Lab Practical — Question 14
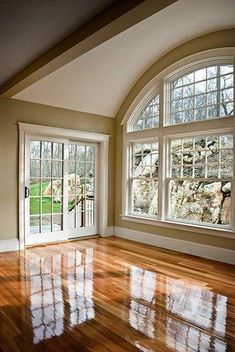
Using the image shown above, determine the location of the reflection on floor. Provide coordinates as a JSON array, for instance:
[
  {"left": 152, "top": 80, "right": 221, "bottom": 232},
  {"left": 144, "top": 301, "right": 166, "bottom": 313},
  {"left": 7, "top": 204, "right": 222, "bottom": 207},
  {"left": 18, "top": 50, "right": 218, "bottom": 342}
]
[
  {"left": 0, "top": 237, "right": 234, "bottom": 351},
  {"left": 129, "top": 266, "right": 156, "bottom": 339},
  {"left": 67, "top": 249, "right": 94, "bottom": 328},
  {"left": 29, "top": 248, "right": 94, "bottom": 344},
  {"left": 30, "top": 254, "right": 64, "bottom": 343}
]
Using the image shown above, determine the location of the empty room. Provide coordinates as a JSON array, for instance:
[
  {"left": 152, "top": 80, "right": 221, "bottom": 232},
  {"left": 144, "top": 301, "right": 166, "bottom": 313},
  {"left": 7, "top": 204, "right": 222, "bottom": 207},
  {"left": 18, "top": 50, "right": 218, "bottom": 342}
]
[{"left": 0, "top": 0, "right": 235, "bottom": 351}]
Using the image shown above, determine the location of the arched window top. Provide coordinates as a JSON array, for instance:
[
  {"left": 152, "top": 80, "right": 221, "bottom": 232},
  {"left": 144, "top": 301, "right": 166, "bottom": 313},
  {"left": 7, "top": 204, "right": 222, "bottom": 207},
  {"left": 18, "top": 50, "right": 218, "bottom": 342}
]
[
  {"left": 122, "top": 48, "right": 235, "bottom": 234},
  {"left": 130, "top": 94, "right": 160, "bottom": 132},
  {"left": 124, "top": 50, "right": 235, "bottom": 131},
  {"left": 170, "top": 63, "right": 234, "bottom": 125}
]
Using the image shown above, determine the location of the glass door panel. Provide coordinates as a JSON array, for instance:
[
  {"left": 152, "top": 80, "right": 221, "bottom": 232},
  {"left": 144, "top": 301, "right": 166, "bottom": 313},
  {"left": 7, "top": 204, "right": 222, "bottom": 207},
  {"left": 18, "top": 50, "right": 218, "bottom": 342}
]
[
  {"left": 25, "top": 138, "right": 98, "bottom": 245},
  {"left": 26, "top": 139, "right": 65, "bottom": 245},
  {"left": 68, "top": 142, "right": 97, "bottom": 237}
]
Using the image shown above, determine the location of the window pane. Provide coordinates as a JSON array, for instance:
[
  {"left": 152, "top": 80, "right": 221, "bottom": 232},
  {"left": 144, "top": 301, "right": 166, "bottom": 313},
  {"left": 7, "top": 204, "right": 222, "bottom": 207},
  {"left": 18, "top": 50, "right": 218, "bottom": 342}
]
[
  {"left": 42, "top": 179, "right": 51, "bottom": 196},
  {"left": 170, "top": 64, "right": 234, "bottom": 125},
  {"left": 132, "top": 95, "right": 159, "bottom": 131},
  {"left": 169, "top": 134, "right": 233, "bottom": 179},
  {"left": 30, "top": 160, "right": 40, "bottom": 177},
  {"left": 42, "top": 160, "right": 51, "bottom": 177},
  {"left": 86, "top": 146, "right": 95, "bottom": 162},
  {"left": 30, "top": 197, "right": 40, "bottom": 215},
  {"left": 132, "top": 142, "right": 158, "bottom": 178},
  {"left": 76, "top": 162, "right": 85, "bottom": 178},
  {"left": 169, "top": 180, "right": 231, "bottom": 226},
  {"left": 30, "top": 216, "right": 40, "bottom": 234},
  {"left": 53, "top": 215, "right": 62, "bottom": 231},
  {"left": 133, "top": 179, "right": 158, "bottom": 216},
  {"left": 42, "top": 142, "right": 52, "bottom": 159},
  {"left": 168, "top": 133, "right": 233, "bottom": 227},
  {"left": 220, "top": 134, "right": 233, "bottom": 148},
  {"left": 30, "top": 141, "right": 41, "bottom": 159},
  {"left": 53, "top": 143, "right": 63, "bottom": 160},
  {"left": 30, "top": 179, "right": 41, "bottom": 196},
  {"left": 207, "top": 165, "right": 219, "bottom": 178},
  {"left": 77, "top": 145, "right": 86, "bottom": 161},
  {"left": 69, "top": 161, "right": 76, "bottom": 175},
  {"left": 42, "top": 215, "right": 52, "bottom": 232},
  {"left": 69, "top": 144, "right": 76, "bottom": 160},
  {"left": 53, "top": 198, "right": 62, "bottom": 213},
  {"left": 42, "top": 197, "right": 52, "bottom": 214},
  {"left": 51, "top": 179, "right": 63, "bottom": 199},
  {"left": 53, "top": 161, "right": 62, "bottom": 178},
  {"left": 131, "top": 141, "right": 159, "bottom": 216}
]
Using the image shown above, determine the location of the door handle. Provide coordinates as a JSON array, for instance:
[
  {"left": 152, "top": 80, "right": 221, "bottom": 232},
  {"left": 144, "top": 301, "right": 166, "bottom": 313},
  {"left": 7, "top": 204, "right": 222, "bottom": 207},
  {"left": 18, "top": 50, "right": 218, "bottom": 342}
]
[{"left": 25, "top": 186, "right": 30, "bottom": 199}]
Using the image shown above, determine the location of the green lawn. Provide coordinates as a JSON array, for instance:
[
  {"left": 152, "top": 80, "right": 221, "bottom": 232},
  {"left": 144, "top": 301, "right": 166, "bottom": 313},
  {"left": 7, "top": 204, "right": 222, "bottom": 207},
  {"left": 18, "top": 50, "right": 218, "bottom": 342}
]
[{"left": 30, "top": 181, "right": 65, "bottom": 215}]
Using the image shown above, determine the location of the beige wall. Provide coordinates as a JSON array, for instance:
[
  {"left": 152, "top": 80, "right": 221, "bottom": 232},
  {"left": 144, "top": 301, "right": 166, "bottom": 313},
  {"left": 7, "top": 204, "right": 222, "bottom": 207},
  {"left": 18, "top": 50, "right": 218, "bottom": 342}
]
[
  {"left": 114, "top": 28, "right": 235, "bottom": 250},
  {"left": 1, "top": 29, "right": 235, "bottom": 250},
  {"left": 0, "top": 97, "right": 115, "bottom": 241}
]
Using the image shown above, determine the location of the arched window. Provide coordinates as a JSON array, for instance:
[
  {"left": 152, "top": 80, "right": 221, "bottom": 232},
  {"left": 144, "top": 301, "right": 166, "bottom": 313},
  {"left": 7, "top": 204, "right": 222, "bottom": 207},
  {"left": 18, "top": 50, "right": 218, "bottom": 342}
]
[
  {"left": 122, "top": 50, "right": 235, "bottom": 234},
  {"left": 131, "top": 95, "right": 160, "bottom": 131},
  {"left": 170, "top": 64, "right": 233, "bottom": 125}
]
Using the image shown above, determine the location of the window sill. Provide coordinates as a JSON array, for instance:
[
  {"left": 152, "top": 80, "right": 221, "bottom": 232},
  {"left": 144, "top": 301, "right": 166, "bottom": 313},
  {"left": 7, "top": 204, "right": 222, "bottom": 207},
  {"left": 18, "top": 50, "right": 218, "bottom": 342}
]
[{"left": 121, "top": 214, "right": 235, "bottom": 239}]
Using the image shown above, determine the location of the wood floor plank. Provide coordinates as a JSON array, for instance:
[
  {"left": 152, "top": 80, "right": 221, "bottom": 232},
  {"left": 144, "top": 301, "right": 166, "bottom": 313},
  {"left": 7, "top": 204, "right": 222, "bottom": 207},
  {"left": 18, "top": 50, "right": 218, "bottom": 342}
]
[{"left": 0, "top": 237, "right": 234, "bottom": 351}]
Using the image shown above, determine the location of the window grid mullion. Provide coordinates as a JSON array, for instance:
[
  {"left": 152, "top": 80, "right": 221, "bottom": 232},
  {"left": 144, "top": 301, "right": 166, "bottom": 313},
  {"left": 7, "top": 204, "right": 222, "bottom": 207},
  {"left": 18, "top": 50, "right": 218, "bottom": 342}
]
[
  {"left": 158, "top": 79, "right": 164, "bottom": 220},
  {"left": 125, "top": 59, "right": 234, "bottom": 232},
  {"left": 216, "top": 65, "right": 221, "bottom": 118}
]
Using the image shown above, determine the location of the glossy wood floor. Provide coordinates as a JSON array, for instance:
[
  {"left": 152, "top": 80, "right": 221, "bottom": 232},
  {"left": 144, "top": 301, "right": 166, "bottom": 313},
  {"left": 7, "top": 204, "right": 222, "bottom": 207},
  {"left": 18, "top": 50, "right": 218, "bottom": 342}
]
[{"left": 0, "top": 237, "right": 234, "bottom": 352}]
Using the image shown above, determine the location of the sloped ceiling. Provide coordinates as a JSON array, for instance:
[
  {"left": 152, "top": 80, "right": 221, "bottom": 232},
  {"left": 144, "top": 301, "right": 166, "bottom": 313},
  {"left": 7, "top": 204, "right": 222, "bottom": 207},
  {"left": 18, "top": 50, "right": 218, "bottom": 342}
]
[
  {"left": 14, "top": 0, "right": 235, "bottom": 117},
  {"left": 0, "top": 0, "right": 117, "bottom": 85}
]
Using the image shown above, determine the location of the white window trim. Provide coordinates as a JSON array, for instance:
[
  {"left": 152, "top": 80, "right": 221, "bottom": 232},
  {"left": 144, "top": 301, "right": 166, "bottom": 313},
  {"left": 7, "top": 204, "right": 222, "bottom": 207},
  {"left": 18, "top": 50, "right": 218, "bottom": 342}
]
[
  {"left": 128, "top": 139, "right": 159, "bottom": 218},
  {"left": 121, "top": 47, "right": 235, "bottom": 127},
  {"left": 19, "top": 123, "right": 110, "bottom": 250},
  {"left": 128, "top": 85, "right": 159, "bottom": 132},
  {"left": 122, "top": 48, "right": 235, "bottom": 239}
]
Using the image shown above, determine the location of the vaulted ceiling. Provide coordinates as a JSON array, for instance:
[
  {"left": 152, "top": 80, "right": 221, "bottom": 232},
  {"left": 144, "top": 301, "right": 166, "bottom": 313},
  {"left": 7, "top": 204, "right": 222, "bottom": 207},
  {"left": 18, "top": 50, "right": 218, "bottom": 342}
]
[
  {"left": 1, "top": 0, "right": 235, "bottom": 117},
  {"left": 0, "top": 0, "right": 118, "bottom": 85}
]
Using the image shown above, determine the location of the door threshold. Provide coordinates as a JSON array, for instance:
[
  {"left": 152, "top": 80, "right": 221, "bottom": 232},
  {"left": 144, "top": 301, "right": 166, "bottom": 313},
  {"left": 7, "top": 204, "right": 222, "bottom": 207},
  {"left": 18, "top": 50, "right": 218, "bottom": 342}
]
[
  {"left": 26, "top": 234, "right": 100, "bottom": 248},
  {"left": 68, "top": 234, "right": 100, "bottom": 242}
]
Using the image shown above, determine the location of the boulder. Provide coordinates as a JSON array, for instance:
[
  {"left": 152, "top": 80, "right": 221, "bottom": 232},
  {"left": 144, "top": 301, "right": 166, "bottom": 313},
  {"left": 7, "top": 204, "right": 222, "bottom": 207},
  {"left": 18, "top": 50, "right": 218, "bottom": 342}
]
[
  {"left": 221, "top": 197, "right": 231, "bottom": 224},
  {"left": 43, "top": 174, "right": 81, "bottom": 202}
]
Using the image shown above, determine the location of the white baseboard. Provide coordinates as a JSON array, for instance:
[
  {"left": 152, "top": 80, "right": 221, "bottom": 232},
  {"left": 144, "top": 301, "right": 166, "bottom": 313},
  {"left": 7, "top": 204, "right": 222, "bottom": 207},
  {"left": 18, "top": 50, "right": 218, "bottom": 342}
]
[
  {"left": 0, "top": 239, "right": 19, "bottom": 253},
  {"left": 100, "top": 226, "right": 114, "bottom": 237},
  {"left": 114, "top": 226, "right": 235, "bottom": 265}
]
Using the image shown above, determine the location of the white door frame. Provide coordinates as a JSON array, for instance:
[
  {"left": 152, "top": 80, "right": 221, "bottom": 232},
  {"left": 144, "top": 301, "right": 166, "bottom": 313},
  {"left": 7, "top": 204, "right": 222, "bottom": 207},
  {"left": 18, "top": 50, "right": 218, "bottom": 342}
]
[
  {"left": 67, "top": 140, "right": 99, "bottom": 238},
  {"left": 25, "top": 134, "right": 69, "bottom": 246},
  {"left": 19, "top": 123, "right": 110, "bottom": 250}
]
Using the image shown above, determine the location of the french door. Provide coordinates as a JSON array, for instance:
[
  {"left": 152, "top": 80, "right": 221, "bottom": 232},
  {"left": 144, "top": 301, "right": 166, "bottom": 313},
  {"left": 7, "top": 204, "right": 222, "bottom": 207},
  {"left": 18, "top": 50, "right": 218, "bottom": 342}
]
[
  {"left": 25, "top": 136, "right": 98, "bottom": 245},
  {"left": 67, "top": 142, "right": 97, "bottom": 238}
]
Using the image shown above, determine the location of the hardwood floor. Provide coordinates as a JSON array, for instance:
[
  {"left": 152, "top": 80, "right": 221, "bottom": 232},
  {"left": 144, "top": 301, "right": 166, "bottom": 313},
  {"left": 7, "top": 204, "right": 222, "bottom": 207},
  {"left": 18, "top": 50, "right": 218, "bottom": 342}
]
[{"left": 0, "top": 237, "right": 234, "bottom": 352}]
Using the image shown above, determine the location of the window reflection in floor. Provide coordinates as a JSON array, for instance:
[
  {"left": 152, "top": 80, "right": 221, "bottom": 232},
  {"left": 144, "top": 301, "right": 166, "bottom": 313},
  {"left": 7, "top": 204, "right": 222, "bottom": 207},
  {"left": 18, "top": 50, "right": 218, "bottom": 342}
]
[
  {"left": 166, "top": 278, "right": 227, "bottom": 335},
  {"left": 128, "top": 266, "right": 228, "bottom": 351},
  {"left": 28, "top": 248, "right": 94, "bottom": 344},
  {"left": 166, "top": 278, "right": 227, "bottom": 351},
  {"left": 67, "top": 248, "right": 94, "bottom": 327},
  {"left": 29, "top": 255, "right": 64, "bottom": 344},
  {"left": 129, "top": 265, "right": 156, "bottom": 338},
  {"left": 166, "top": 317, "right": 227, "bottom": 352},
  {"left": 134, "top": 341, "right": 155, "bottom": 352}
]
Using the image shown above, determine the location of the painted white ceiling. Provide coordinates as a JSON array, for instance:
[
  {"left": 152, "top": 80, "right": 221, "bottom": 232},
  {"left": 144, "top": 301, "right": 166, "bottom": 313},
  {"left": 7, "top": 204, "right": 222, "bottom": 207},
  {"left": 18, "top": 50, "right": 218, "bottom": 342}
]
[
  {"left": 14, "top": 0, "right": 235, "bottom": 117},
  {"left": 0, "top": 0, "right": 116, "bottom": 85}
]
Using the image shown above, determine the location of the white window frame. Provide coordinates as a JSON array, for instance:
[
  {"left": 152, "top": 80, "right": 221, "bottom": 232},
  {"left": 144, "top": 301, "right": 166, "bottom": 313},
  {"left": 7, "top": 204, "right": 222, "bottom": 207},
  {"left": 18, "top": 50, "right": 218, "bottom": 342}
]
[
  {"left": 128, "top": 138, "right": 159, "bottom": 219},
  {"left": 122, "top": 48, "right": 235, "bottom": 238},
  {"left": 129, "top": 85, "right": 160, "bottom": 132},
  {"left": 164, "top": 130, "right": 234, "bottom": 230},
  {"left": 19, "top": 123, "right": 110, "bottom": 249}
]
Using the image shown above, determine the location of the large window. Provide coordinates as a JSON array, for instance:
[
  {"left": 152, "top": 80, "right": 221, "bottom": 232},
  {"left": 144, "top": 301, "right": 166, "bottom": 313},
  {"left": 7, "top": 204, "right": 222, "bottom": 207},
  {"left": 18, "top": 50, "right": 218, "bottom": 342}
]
[
  {"left": 168, "top": 133, "right": 232, "bottom": 225},
  {"left": 131, "top": 141, "right": 159, "bottom": 216},
  {"left": 170, "top": 64, "right": 233, "bottom": 124},
  {"left": 123, "top": 52, "right": 235, "bottom": 233},
  {"left": 131, "top": 94, "right": 160, "bottom": 131}
]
